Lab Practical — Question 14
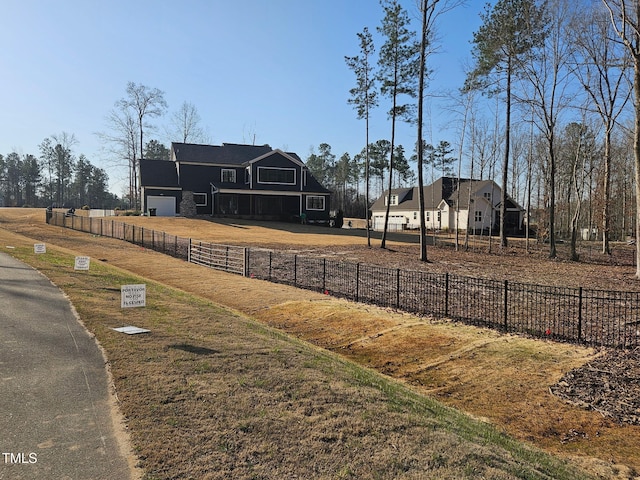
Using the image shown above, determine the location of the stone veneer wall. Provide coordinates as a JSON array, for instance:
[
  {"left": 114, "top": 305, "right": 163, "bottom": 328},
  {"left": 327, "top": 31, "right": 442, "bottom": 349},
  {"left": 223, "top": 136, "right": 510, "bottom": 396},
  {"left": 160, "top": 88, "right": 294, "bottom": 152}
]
[{"left": 179, "top": 191, "right": 198, "bottom": 217}]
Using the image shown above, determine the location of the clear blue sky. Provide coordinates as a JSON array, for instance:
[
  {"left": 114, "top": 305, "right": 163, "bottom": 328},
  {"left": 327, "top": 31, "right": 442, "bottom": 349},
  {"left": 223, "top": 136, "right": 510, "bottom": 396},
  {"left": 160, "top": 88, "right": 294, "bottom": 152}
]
[{"left": 1, "top": 0, "right": 484, "bottom": 194}]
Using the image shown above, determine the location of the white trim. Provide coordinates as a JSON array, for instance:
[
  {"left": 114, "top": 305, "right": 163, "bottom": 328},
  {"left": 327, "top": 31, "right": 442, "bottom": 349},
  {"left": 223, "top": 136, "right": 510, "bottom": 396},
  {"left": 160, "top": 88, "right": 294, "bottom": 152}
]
[
  {"left": 257, "top": 166, "right": 296, "bottom": 185},
  {"left": 218, "top": 188, "right": 328, "bottom": 197},
  {"left": 248, "top": 149, "right": 305, "bottom": 168},
  {"left": 306, "top": 195, "right": 325, "bottom": 211},
  {"left": 221, "top": 168, "right": 236, "bottom": 183},
  {"left": 193, "top": 192, "right": 208, "bottom": 206}
]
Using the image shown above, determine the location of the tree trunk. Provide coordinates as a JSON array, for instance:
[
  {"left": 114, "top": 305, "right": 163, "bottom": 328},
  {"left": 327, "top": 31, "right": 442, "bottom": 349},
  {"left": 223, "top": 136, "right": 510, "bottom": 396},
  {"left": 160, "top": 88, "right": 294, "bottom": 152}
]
[
  {"left": 602, "top": 125, "right": 612, "bottom": 254},
  {"left": 417, "top": 0, "right": 428, "bottom": 261},
  {"left": 500, "top": 62, "right": 511, "bottom": 249},
  {"left": 634, "top": 59, "right": 640, "bottom": 278}
]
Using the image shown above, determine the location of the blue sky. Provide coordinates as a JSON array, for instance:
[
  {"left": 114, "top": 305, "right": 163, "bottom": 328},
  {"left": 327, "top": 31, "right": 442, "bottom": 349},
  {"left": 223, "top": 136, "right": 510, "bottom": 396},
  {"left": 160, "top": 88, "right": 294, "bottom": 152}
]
[{"left": 1, "top": 0, "right": 484, "bottom": 194}]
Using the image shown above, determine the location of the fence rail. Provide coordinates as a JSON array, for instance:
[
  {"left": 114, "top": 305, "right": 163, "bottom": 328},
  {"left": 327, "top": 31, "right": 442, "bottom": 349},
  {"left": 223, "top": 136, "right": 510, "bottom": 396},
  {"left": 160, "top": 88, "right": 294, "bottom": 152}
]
[
  {"left": 47, "top": 211, "right": 640, "bottom": 349},
  {"left": 189, "top": 240, "right": 246, "bottom": 276}
]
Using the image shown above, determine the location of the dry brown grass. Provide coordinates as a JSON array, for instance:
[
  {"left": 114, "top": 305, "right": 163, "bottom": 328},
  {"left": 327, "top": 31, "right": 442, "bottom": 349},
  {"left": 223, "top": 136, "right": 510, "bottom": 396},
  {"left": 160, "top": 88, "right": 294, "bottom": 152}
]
[{"left": 2, "top": 208, "right": 640, "bottom": 479}]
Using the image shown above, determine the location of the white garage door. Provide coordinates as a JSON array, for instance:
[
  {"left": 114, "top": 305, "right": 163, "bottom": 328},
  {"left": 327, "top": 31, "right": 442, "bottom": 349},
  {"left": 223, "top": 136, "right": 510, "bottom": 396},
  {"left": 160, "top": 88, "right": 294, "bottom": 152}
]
[{"left": 147, "top": 196, "right": 176, "bottom": 216}]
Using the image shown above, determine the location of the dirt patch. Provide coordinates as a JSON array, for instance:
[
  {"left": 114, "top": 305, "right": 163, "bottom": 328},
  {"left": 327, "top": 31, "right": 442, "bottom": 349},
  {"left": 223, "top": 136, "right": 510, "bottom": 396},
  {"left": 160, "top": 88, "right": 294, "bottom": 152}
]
[{"left": 3, "top": 208, "right": 640, "bottom": 478}]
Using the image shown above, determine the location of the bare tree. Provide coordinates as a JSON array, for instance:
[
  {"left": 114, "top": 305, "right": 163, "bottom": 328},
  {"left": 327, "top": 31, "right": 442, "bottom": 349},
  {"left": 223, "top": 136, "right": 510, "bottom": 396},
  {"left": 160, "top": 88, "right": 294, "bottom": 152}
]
[
  {"left": 116, "top": 82, "right": 167, "bottom": 209},
  {"left": 170, "top": 101, "right": 209, "bottom": 144},
  {"left": 571, "top": 3, "right": 632, "bottom": 254},
  {"left": 602, "top": 0, "right": 640, "bottom": 276},
  {"left": 97, "top": 104, "right": 138, "bottom": 208},
  {"left": 518, "top": 0, "right": 576, "bottom": 258}
]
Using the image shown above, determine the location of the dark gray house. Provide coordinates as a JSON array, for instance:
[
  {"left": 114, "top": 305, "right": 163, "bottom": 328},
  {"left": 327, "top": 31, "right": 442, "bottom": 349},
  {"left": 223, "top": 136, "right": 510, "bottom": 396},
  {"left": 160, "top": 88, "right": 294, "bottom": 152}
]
[{"left": 140, "top": 142, "right": 331, "bottom": 222}]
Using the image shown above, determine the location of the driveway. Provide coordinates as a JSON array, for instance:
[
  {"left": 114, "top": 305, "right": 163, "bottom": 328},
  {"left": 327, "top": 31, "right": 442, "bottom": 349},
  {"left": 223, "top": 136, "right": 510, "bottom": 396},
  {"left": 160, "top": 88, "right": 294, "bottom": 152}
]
[{"left": 0, "top": 252, "right": 136, "bottom": 479}]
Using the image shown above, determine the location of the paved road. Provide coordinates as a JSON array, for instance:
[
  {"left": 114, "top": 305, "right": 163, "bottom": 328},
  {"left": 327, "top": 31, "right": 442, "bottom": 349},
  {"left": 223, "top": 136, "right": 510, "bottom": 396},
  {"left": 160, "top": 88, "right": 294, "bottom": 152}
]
[{"left": 0, "top": 252, "right": 135, "bottom": 480}]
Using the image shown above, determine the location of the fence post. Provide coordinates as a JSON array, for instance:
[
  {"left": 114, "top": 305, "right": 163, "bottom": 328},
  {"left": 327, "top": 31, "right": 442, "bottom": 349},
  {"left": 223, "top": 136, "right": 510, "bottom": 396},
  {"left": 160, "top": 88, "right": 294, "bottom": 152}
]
[
  {"left": 504, "top": 280, "right": 509, "bottom": 332},
  {"left": 294, "top": 254, "right": 297, "bottom": 285},
  {"left": 445, "top": 273, "right": 449, "bottom": 317},
  {"left": 356, "top": 263, "right": 360, "bottom": 302},
  {"left": 577, "top": 287, "right": 583, "bottom": 343},
  {"left": 188, "top": 238, "right": 192, "bottom": 263},
  {"left": 396, "top": 268, "right": 401, "bottom": 308},
  {"left": 269, "top": 251, "right": 272, "bottom": 281},
  {"left": 244, "top": 248, "right": 249, "bottom": 277},
  {"left": 323, "top": 258, "right": 326, "bottom": 292}
]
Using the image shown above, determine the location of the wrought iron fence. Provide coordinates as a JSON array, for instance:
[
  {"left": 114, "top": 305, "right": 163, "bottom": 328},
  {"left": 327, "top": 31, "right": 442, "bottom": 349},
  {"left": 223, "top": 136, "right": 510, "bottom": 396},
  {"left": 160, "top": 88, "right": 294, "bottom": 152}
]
[
  {"left": 47, "top": 211, "right": 640, "bottom": 349},
  {"left": 246, "top": 251, "right": 640, "bottom": 349}
]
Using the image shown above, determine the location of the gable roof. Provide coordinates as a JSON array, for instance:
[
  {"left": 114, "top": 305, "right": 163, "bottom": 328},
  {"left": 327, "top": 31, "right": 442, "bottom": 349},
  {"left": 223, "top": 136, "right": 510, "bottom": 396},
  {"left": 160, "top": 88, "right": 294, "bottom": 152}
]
[
  {"left": 171, "top": 142, "right": 273, "bottom": 165},
  {"left": 247, "top": 149, "right": 305, "bottom": 168},
  {"left": 371, "top": 177, "right": 522, "bottom": 212},
  {"left": 140, "top": 159, "right": 179, "bottom": 187},
  {"left": 371, "top": 177, "right": 469, "bottom": 211}
]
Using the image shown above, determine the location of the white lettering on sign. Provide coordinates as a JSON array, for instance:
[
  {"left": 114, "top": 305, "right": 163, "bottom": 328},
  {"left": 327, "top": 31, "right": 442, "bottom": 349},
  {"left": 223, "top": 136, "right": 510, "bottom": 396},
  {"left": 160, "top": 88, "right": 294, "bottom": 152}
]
[
  {"left": 74, "top": 256, "right": 90, "bottom": 271},
  {"left": 121, "top": 284, "right": 146, "bottom": 308},
  {"left": 2, "top": 452, "right": 37, "bottom": 464},
  {"left": 34, "top": 243, "right": 46, "bottom": 254}
]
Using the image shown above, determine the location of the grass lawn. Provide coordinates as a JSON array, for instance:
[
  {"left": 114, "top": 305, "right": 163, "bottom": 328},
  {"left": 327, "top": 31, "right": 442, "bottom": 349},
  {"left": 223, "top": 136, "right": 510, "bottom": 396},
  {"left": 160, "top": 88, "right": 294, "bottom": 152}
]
[{"left": 2, "top": 208, "right": 638, "bottom": 478}]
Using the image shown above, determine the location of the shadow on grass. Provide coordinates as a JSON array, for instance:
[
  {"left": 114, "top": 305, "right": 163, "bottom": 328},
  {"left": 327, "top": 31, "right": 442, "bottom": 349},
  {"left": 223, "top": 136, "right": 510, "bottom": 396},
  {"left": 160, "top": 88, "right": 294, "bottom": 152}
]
[{"left": 169, "top": 343, "right": 218, "bottom": 356}]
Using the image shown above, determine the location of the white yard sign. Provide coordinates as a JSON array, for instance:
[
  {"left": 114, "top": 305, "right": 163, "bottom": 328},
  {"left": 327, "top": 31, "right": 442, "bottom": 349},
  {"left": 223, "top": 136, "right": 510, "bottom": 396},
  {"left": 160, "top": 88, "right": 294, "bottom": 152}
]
[
  {"left": 121, "top": 284, "right": 146, "bottom": 308},
  {"left": 74, "top": 256, "right": 90, "bottom": 271},
  {"left": 34, "top": 243, "right": 46, "bottom": 254}
]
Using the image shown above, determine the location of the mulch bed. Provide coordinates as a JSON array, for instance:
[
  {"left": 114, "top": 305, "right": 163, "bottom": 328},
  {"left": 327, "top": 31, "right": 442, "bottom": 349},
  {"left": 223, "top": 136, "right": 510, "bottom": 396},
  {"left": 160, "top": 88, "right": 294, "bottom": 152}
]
[{"left": 551, "top": 347, "right": 640, "bottom": 426}]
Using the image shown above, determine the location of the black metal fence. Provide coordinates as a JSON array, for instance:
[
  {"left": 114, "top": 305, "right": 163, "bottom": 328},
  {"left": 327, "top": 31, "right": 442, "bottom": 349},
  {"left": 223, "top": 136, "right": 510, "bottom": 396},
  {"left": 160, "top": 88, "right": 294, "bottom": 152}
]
[
  {"left": 47, "top": 211, "right": 640, "bottom": 349},
  {"left": 245, "top": 249, "right": 640, "bottom": 349}
]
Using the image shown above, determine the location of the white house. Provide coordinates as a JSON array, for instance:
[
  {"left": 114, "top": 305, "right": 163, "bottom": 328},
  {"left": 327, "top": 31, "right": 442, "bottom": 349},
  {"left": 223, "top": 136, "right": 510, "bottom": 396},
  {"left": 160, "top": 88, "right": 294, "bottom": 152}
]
[{"left": 370, "top": 177, "right": 524, "bottom": 234}]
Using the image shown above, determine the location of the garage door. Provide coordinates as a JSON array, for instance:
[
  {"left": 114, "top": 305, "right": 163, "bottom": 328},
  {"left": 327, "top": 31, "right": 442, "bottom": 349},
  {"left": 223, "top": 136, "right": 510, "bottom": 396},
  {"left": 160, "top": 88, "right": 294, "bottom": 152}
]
[{"left": 147, "top": 196, "right": 176, "bottom": 216}]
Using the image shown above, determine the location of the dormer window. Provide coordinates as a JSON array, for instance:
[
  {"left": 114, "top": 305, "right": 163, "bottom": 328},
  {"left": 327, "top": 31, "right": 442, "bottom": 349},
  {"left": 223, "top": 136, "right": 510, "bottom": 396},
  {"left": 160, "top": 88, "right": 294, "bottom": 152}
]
[{"left": 385, "top": 194, "right": 399, "bottom": 206}]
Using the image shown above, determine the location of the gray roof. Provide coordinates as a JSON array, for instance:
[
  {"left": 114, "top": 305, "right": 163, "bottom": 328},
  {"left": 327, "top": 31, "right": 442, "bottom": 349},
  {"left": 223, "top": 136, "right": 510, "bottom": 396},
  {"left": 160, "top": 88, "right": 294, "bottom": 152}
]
[
  {"left": 371, "top": 177, "right": 519, "bottom": 212},
  {"left": 171, "top": 142, "right": 273, "bottom": 165},
  {"left": 140, "top": 159, "right": 179, "bottom": 187},
  {"left": 371, "top": 177, "right": 471, "bottom": 211}
]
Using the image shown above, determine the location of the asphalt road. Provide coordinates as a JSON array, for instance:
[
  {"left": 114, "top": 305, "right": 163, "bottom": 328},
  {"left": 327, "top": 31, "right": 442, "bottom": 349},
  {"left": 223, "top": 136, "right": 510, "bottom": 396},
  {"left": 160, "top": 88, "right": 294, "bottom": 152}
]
[{"left": 0, "top": 252, "right": 134, "bottom": 480}]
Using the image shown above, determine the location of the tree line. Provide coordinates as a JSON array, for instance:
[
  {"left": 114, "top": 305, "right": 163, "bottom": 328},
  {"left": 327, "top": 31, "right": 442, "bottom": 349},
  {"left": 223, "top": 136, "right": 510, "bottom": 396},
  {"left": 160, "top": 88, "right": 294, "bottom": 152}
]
[{"left": 0, "top": 132, "right": 117, "bottom": 209}]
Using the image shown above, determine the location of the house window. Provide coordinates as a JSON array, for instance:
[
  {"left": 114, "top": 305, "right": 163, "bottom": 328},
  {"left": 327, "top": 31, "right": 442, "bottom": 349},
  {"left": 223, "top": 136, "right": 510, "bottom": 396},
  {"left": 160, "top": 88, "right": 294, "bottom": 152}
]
[
  {"left": 245, "top": 167, "right": 250, "bottom": 184},
  {"left": 426, "top": 212, "right": 430, "bottom": 222},
  {"left": 475, "top": 210, "right": 482, "bottom": 222},
  {"left": 413, "top": 212, "right": 417, "bottom": 220},
  {"left": 257, "top": 167, "right": 296, "bottom": 185},
  {"left": 221, "top": 168, "right": 236, "bottom": 183},
  {"left": 385, "top": 194, "right": 399, "bottom": 206},
  {"left": 437, "top": 211, "right": 441, "bottom": 222},
  {"left": 306, "top": 196, "right": 325, "bottom": 211},
  {"left": 484, "top": 192, "right": 491, "bottom": 200},
  {"left": 193, "top": 193, "right": 207, "bottom": 206}
]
